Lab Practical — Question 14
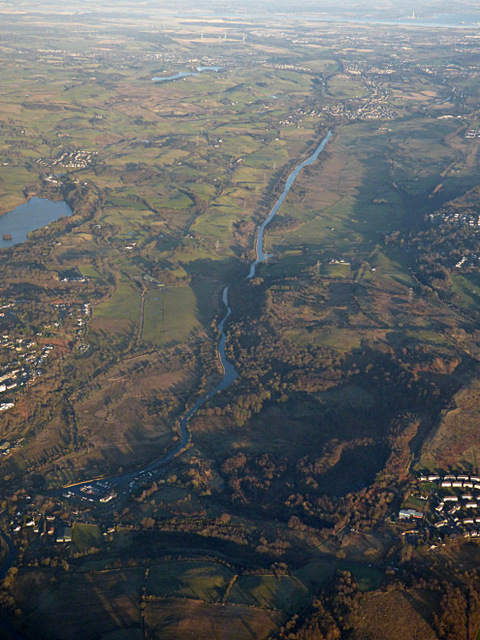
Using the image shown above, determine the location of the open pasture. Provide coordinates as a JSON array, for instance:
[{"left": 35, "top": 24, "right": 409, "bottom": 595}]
[
  {"left": 327, "top": 74, "right": 369, "bottom": 99},
  {"left": 94, "top": 279, "right": 141, "bottom": 325},
  {"left": 72, "top": 523, "right": 102, "bottom": 554},
  {"left": 145, "top": 598, "right": 282, "bottom": 640},
  {"left": 12, "top": 567, "right": 144, "bottom": 640},
  {"left": 141, "top": 286, "right": 202, "bottom": 346},
  {"left": 227, "top": 574, "right": 309, "bottom": 613},
  {"left": 147, "top": 560, "right": 233, "bottom": 601}
]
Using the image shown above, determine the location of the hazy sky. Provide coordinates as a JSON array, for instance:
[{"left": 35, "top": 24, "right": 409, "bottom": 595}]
[{"left": 3, "top": 0, "right": 480, "bottom": 23}]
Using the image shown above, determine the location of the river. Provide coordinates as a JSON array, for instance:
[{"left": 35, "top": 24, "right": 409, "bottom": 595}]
[
  {"left": 58, "top": 131, "right": 332, "bottom": 494},
  {"left": 126, "top": 130, "right": 332, "bottom": 479},
  {"left": 138, "top": 286, "right": 238, "bottom": 474},
  {"left": 150, "top": 130, "right": 332, "bottom": 467},
  {"left": 248, "top": 130, "right": 332, "bottom": 279},
  {"left": 0, "top": 133, "right": 334, "bottom": 632}
]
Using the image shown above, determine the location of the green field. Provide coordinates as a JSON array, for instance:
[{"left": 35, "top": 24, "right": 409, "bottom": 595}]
[
  {"left": 328, "top": 74, "right": 369, "bottom": 98},
  {"left": 338, "top": 562, "right": 383, "bottom": 592},
  {"left": 79, "top": 264, "right": 104, "bottom": 279},
  {"left": 94, "top": 280, "right": 141, "bottom": 324},
  {"left": 141, "top": 286, "right": 202, "bottom": 345},
  {"left": 147, "top": 561, "right": 233, "bottom": 601},
  {"left": 72, "top": 523, "right": 102, "bottom": 553},
  {"left": 144, "top": 599, "right": 282, "bottom": 640},
  {"left": 14, "top": 568, "right": 144, "bottom": 640},
  {"left": 227, "top": 575, "right": 309, "bottom": 613}
]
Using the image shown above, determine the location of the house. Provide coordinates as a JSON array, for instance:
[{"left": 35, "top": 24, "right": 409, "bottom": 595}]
[
  {"left": 399, "top": 509, "right": 423, "bottom": 520},
  {"left": 99, "top": 493, "right": 116, "bottom": 503},
  {"left": 56, "top": 525, "right": 72, "bottom": 543}
]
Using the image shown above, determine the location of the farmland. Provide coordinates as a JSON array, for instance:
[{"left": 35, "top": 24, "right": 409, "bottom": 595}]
[{"left": 2, "top": 2, "right": 480, "bottom": 639}]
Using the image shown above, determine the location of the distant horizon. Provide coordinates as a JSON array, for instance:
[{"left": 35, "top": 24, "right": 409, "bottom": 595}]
[
  {"left": 1, "top": 0, "right": 480, "bottom": 30},
  {"left": 2, "top": 0, "right": 480, "bottom": 20}
]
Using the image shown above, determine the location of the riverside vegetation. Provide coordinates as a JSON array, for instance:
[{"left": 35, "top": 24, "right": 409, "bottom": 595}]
[{"left": 1, "top": 3, "right": 480, "bottom": 639}]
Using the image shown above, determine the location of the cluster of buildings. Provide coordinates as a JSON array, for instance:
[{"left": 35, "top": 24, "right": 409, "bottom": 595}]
[
  {"left": 297, "top": 107, "right": 322, "bottom": 119},
  {"left": 63, "top": 480, "right": 117, "bottom": 505},
  {"left": 400, "top": 473, "right": 480, "bottom": 541},
  {"left": 0, "top": 334, "right": 57, "bottom": 413},
  {"left": 355, "top": 101, "right": 396, "bottom": 120},
  {"left": 429, "top": 208, "right": 480, "bottom": 229},
  {"left": 267, "top": 63, "right": 312, "bottom": 74},
  {"left": 465, "top": 129, "right": 480, "bottom": 139},
  {"left": 11, "top": 510, "right": 72, "bottom": 544},
  {"left": 37, "top": 149, "right": 97, "bottom": 170},
  {"left": 9, "top": 493, "right": 115, "bottom": 545},
  {"left": 50, "top": 300, "right": 90, "bottom": 340},
  {"left": 430, "top": 473, "right": 480, "bottom": 537},
  {"left": 341, "top": 60, "right": 398, "bottom": 76},
  {"left": 321, "top": 97, "right": 395, "bottom": 122},
  {"left": 10, "top": 500, "right": 71, "bottom": 541},
  {"left": 0, "top": 440, "right": 20, "bottom": 455},
  {"left": 453, "top": 255, "right": 480, "bottom": 270},
  {"left": 66, "top": 482, "right": 117, "bottom": 505},
  {"left": 0, "top": 297, "right": 91, "bottom": 416}
]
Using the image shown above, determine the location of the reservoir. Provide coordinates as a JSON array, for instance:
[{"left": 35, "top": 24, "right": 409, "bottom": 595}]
[
  {"left": 0, "top": 197, "right": 73, "bottom": 249},
  {"left": 152, "top": 66, "right": 223, "bottom": 83},
  {"left": 152, "top": 71, "right": 198, "bottom": 83}
]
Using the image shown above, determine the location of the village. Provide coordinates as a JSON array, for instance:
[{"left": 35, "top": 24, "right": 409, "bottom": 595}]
[{"left": 36, "top": 149, "right": 97, "bottom": 170}]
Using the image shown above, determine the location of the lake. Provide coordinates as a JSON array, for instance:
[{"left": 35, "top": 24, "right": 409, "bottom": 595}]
[
  {"left": 152, "top": 66, "right": 223, "bottom": 83},
  {"left": 0, "top": 197, "right": 73, "bottom": 249}
]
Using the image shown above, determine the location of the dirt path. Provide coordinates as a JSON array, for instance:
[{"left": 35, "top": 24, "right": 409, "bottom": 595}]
[{"left": 138, "top": 286, "right": 146, "bottom": 340}]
